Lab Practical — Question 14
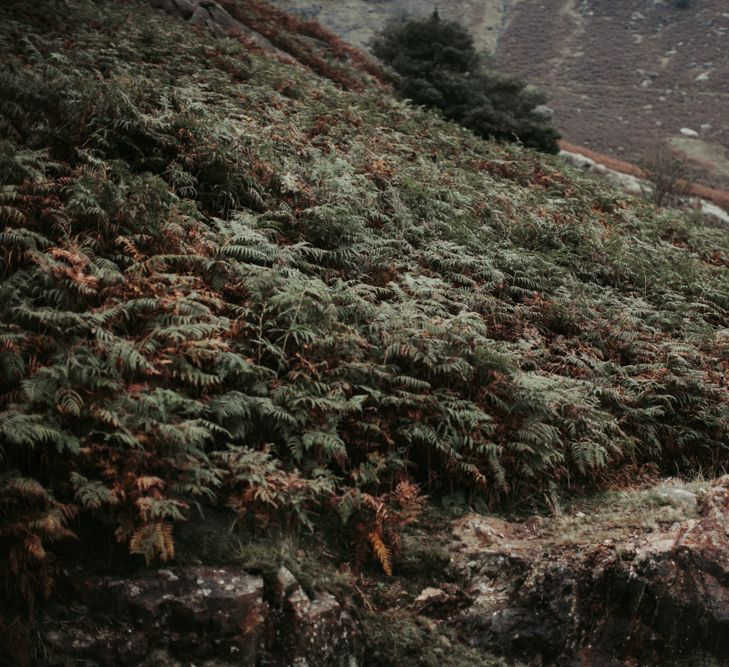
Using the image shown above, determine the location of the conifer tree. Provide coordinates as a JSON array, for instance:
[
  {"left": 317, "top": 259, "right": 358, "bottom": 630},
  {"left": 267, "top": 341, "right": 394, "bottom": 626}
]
[{"left": 372, "top": 13, "right": 561, "bottom": 153}]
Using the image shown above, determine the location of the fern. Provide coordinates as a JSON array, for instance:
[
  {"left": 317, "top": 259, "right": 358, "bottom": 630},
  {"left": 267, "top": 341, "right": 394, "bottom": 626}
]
[
  {"left": 0, "top": 0, "right": 728, "bottom": 621},
  {"left": 128, "top": 522, "right": 174, "bottom": 566},
  {"left": 368, "top": 530, "right": 393, "bottom": 576},
  {"left": 71, "top": 473, "right": 118, "bottom": 510}
]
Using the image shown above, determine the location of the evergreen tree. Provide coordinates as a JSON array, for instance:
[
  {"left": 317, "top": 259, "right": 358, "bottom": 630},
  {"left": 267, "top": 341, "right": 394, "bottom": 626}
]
[{"left": 372, "top": 13, "right": 561, "bottom": 154}]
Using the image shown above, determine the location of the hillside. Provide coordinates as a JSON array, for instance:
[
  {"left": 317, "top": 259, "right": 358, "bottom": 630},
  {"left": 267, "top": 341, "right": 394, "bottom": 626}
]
[
  {"left": 270, "top": 0, "right": 729, "bottom": 192},
  {"left": 1, "top": 0, "right": 728, "bottom": 664}
]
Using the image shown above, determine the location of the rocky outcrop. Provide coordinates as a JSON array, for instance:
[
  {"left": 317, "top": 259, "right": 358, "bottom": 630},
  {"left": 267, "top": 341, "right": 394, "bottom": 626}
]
[
  {"left": 268, "top": 566, "right": 360, "bottom": 667},
  {"left": 560, "top": 149, "right": 729, "bottom": 225},
  {"left": 38, "top": 480, "right": 729, "bottom": 666},
  {"left": 41, "top": 565, "right": 361, "bottom": 666},
  {"left": 149, "top": 0, "right": 296, "bottom": 60},
  {"left": 442, "top": 478, "right": 729, "bottom": 665},
  {"left": 560, "top": 149, "right": 643, "bottom": 196}
]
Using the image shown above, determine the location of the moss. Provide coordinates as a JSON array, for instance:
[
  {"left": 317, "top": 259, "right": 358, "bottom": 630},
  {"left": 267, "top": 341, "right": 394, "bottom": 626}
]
[
  {"left": 172, "top": 505, "right": 247, "bottom": 566},
  {"left": 362, "top": 609, "right": 520, "bottom": 667}
]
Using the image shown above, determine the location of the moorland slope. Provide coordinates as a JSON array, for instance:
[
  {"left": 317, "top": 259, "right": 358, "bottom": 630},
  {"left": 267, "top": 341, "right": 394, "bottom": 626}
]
[{"left": 0, "top": 0, "right": 728, "bottom": 663}]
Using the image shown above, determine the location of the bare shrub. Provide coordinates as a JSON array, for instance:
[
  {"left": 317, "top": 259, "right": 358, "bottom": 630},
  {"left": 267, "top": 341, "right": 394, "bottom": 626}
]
[{"left": 639, "top": 141, "right": 692, "bottom": 208}]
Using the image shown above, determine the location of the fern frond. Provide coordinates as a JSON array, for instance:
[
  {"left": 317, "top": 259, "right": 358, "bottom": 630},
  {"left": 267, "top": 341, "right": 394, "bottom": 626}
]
[
  {"left": 128, "top": 522, "right": 175, "bottom": 565},
  {"left": 368, "top": 530, "right": 393, "bottom": 576}
]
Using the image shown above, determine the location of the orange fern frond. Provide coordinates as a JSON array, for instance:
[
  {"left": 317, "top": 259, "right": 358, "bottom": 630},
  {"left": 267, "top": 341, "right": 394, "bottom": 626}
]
[
  {"left": 135, "top": 476, "right": 165, "bottom": 492},
  {"left": 129, "top": 522, "right": 175, "bottom": 565},
  {"left": 23, "top": 535, "right": 46, "bottom": 561},
  {"left": 368, "top": 530, "right": 392, "bottom": 576}
]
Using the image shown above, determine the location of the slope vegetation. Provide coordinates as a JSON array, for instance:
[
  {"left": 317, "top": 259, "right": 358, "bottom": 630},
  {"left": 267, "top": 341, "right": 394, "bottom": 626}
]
[{"left": 0, "top": 0, "right": 728, "bottom": 622}]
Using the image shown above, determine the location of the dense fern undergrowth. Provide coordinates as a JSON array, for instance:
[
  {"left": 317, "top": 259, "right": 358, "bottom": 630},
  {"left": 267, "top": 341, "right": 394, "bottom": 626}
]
[{"left": 1, "top": 0, "right": 728, "bottom": 615}]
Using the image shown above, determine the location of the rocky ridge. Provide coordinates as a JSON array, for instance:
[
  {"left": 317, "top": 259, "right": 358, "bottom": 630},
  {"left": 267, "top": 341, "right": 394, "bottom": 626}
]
[{"left": 149, "top": 0, "right": 292, "bottom": 54}]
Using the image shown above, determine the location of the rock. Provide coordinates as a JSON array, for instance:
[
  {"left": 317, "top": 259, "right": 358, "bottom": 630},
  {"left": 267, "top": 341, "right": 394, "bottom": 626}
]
[
  {"left": 653, "top": 487, "right": 698, "bottom": 508},
  {"left": 412, "top": 584, "right": 472, "bottom": 620},
  {"left": 560, "top": 148, "right": 725, "bottom": 224},
  {"left": 44, "top": 568, "right": 266, "bottom": 665},
  {"left": 171, "top": 0, "right": 195, "bottom": 19},
  {"left": 700, "top": 200, "right": 729, "bottom": 225},
  {"left": 680, "top": 127, "right": 699, "bottom": 137},
  {"left": 147, "top": 0, "right": 297, "bottom": 61},
  {"left": 415, "top": 587, "right": 447, "bottom": 605},
  {"left": 272, "top": 565, "right": 299, "bottom": 601},
  {"left": 41, "top": 566, "right": 360, "bottom": 666},
  {"left": 561, "top": 149, "right": 645, "bottom": 195},
  {"left": 190, "top": 1, "right": 242, "bottom": 38},
  {"left": 150, "top": 0, "right": 194, "bottom": 19},
  {"left": 559, "top": 150, "right": 596, "bottom": 172},
  {"left": 270, "top": 572, "right": 361, "bottom": 666},
  {"left": 446, "top": 479, "right": 729, "bottom": 665}
]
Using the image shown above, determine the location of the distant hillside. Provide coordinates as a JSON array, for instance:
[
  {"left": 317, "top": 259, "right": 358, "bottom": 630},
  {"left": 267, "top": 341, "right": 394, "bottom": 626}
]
[{"left": 270, "top": 0, "right": 729, "bottom": 191}]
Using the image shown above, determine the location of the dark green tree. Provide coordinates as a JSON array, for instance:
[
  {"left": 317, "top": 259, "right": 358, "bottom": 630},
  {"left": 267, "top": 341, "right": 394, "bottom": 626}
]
[{"left": 372, "top": 12, "right": 561, "bottom": 154}]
